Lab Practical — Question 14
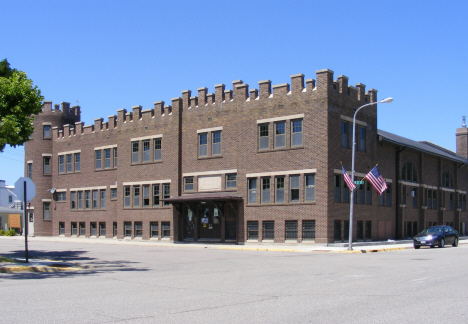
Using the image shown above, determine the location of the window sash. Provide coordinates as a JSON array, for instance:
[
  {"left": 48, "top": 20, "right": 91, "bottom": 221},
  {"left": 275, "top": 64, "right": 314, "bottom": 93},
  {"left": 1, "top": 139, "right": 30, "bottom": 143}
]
[
  {"left": 154, "top": 139, "right": 161, "bottom": 161},
  {"left": 92, "top": 190, "right": 99, "bottom": 209},
  {"left": 124, "top": 186, "right": 131, "bottom": 207},
  {"left": 74, "top": 153, "right": 80, "bottom": 172},
  {"left": 100, "top": 190, "right": 106, "bottom": 209},
  {"left": 43, "top": 125, "right": 51, "bottom": 138},
  {"left": 212, "top": 131, "right": 222, "bottom": 155},
  {"left": 290, "top": 175, "right": 300, "bottom": 202},
  {"left": 143, "top": 185, "right": 150, "bottom": 207},
  {"left": 262, "top": 221, "right": 274, "bottom": 240},
  {"left": 153, "top": 184, "right": 160, "bottom": 206},
  {"left": 95, "top": 150, "right": 102, "bottom": 169},
  {"left": 341, "top": 122, "right": 348, "bottom": 148},
  {"left": 66, "top": 154, "right": 72, "bottom": 172},
  {"left": 59, "top": 155, "right": 64, "bottom": 173},
  {"left": 261, "top": 178, "right": 271, "bottom": 203},
  {"left": 359, "top": 127, "right": 366, "bottom": 152},
  {"left": 132, "top": 142, "right": 139, "bottom": 163},
  {"left": 184, "top": 177, "right": 194, "bottom": 191},
  {"left": 199, "top": 133, "right": 208, "bottom": 157},
  {"left": 43, "top": 157, "right": 51, "bottom": 175},
  {"left": 71, "top": 192, "right": 76, "bottom": 210},
  {"left": 85, "top": 191, "right": 91, "bottom": 209},
  {"left": 248, "top": 178, "right": 257, "bottom": 204},
  {"left": 143, "top": 140, "right": 151, "bottom": 162},
  {"left": 275, "top": 122, "right": 285, "bottom": 148},
  {"left": 305, "top": 174, "right": 315, "bottom": 202},
  {"left": 302, "top": 220, "right": 316, "bottom": 241},
  {"left": 104, "top": 149, "right": 111, "bottom": 168},
  {"left": 226, "top": 174, "right": 237, "bottom": 188},
  {"left": 78, "top": 191, "right": 83, "bottom": 209},
  {"left": 133, "top": 186, "right": 140, "bottom": 207},
  {"left": 276, "top": 177, "right": 285, "bottom": 203},
  {"left": 163, "top": 184, "right": 170, "bottom": 206},
  {"left": 291, "top": 120, "right": 302, "bottom": 147},
  {"left": 43, "top": 202, "right": 51, "bottom": 220},
  {"left": 259, "top": 124, "right": 269, "bottom": 150},
  {"left": 285, "top": 221, "right": 298, "bottom": 240},
  {"left": 113, "top": 148, "right": 118, "bottom": 167}
]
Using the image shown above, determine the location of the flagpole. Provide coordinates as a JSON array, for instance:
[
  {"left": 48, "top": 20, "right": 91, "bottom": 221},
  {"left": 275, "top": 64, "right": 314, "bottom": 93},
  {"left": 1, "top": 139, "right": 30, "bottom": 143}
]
[{"left": 348, "top": 97, "right": 393, "bottom": 251}]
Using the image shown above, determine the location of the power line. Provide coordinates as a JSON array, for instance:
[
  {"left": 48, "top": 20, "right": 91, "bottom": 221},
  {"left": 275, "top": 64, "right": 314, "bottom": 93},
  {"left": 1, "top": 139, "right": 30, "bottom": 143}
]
[{"left": 0, "top": 155, "right": 24, "bottom": 163}]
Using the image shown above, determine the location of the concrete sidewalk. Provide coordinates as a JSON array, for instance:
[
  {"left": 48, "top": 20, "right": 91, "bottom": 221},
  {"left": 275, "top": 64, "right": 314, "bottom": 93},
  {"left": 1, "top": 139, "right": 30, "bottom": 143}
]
[{"left": 1, "top": 235, "right": 465, "bottom": 273}]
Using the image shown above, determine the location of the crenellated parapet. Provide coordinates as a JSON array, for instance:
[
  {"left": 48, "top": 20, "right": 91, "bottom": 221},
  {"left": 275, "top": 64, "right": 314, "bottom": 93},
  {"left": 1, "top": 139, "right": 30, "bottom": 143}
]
[{"left": 49, "top": 69, "right": 377, "bottom": 140}]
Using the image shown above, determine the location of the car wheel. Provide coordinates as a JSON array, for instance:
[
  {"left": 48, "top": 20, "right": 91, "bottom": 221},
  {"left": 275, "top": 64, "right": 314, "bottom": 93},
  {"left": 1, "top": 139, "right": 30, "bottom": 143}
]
[
  {"left": 439, "top": 238, "right": 445, "bottom": 248},
  {"left": 453, "top": 237, "right": 459, "bottom": 247},
  {"left": 414, "top": 245, "right": 420, "bottom": 249}
]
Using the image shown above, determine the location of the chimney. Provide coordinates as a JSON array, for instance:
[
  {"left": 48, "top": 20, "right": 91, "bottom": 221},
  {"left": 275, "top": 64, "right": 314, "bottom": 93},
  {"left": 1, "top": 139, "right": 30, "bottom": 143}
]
[{"left": 456, "top": 116, "right": 468, "bottom": 159}]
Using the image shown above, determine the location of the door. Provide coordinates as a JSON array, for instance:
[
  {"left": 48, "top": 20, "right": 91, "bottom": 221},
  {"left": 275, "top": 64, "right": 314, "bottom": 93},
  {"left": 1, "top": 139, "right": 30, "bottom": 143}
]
[
  {"left": 198, "top": 205, "right": 221, "bottom": 240},
  {"left": 28, "top": 212, "right": 34, "bottom": 236},
  {"left": 183, "top": 208, "right": 194, "bottom": 240}
]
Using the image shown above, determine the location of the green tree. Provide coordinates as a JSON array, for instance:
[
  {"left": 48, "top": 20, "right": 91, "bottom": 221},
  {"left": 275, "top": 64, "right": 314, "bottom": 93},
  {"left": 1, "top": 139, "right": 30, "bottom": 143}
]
[{"left": 0, "top": 59, "right": 44, "bottom": 151}]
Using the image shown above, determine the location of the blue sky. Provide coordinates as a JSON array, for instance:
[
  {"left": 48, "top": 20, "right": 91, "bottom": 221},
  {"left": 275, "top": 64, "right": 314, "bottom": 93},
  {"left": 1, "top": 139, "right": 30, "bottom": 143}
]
[{"left": 1, "top": 0, "right": 467, "bottom": 186}]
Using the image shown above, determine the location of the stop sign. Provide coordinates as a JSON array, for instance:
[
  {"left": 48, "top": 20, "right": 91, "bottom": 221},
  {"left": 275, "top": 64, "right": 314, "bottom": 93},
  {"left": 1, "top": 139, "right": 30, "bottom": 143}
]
[{"left": 14, "top": 177, "right": 36, "bottom": 202}]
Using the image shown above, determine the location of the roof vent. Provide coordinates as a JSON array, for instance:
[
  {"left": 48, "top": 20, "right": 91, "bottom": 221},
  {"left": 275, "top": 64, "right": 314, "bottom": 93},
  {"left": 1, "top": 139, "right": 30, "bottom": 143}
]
[{"left": 462, "top": 116, "right": 466, "bottom": 128}]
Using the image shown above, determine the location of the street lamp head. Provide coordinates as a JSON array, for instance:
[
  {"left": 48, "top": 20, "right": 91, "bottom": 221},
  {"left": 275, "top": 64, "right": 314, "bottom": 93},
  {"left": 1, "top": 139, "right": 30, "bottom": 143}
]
[{"left": 381, "top": 97, "right": 393, "bottom": 104}]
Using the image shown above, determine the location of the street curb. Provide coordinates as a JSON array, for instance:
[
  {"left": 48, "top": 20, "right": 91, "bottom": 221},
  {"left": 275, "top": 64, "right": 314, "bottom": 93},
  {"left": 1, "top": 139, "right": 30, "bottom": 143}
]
[{"left": 0, "top": 264, "right": 83, "bottom": 273}]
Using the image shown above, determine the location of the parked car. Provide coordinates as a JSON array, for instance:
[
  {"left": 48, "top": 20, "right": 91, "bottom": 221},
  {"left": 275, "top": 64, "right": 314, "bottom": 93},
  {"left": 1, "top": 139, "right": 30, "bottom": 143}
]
[{"left": 413, "top": 225, "right": 459, "bottom": 249}]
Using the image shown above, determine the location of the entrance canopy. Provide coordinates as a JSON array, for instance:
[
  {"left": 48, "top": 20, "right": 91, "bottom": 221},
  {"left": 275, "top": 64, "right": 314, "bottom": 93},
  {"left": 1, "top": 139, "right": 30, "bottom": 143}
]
[{"left": 163, "top": 192, "right": 243, "bottom": 203}]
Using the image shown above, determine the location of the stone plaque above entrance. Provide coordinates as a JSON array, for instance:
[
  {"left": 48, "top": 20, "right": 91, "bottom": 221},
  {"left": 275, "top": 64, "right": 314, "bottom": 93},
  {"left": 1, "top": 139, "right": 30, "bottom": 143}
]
[{"left": 198, "top": 175, "right": 222, "bottom": 191}]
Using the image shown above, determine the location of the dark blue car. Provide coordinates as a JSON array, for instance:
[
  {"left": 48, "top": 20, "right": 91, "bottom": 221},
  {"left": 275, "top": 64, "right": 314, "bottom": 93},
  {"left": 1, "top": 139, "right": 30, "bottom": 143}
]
[{"left": 413, "top": 225, "right": 459, "bottom": 249}]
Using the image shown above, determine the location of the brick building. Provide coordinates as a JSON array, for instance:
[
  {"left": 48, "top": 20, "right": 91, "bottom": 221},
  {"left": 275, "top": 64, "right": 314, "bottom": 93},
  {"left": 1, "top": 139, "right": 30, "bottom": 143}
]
[{"left": 24, "top": 69, "right": 468, "bottom": 244}]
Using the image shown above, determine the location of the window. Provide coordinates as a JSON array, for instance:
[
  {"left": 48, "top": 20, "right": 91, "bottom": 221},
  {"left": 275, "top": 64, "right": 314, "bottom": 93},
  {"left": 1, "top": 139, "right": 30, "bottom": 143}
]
[
  {"left": 162, "top": 222, "right": 170, "bottom": 238},
  {"left": 285, "top": 221, "right": 298, "bottom": 240},
  {"left": 276, "top": 177, "right": 285, "bottom": 203},
  {"left": 59, "top": 222, "right": 65, "bottom": 235},
  {"left": 143, "top": 140, "right": 150, "bottom": 162},
  {"left": 27, "top": 163, "right": 32, "bottom": 179},
  {"left": 132, "top": 142, "right": 139, "bottom": 163},
  {"left": 365, "top": 181, "right": 372, "bottom": 205},
  {"left": 359, "top": 127, "right": 366, "bottom": 152},
  {"left": 305, "top": 174, "right": 315, "bottom": 202},
  {"left": 154, "top": 138, "right": 161, "bottom": 161},
  {"left": 113, "top": 147, "right": 118, "bottom": 167},
  {"left": 133, "top": 186, "right": 140, "bottom": 207},
  {"left": 199, "top": 133, "right": 208, "bottom": 157},
  {"left": 113, "top": 222, "right": 117, "bottom": 237},
  {"left": 386, "top": 184, "right": 392, "bottom": 207},
  {"left": 247, "top": 221, "right": 259, "bottom": 240},
  {"left": 134, "top": 222, "right": 143, "bottom": 237},
  {"left": 290, "top": 175, "right": 300, "bottom": 203},
  {"left": 65, "top": 154, "right": 72, "bottom": 172},
  {"left": 226, "top": 174, "right": 237, "bottom": 189},
  {"left": 85, "top": 191, "right": 91, "bottom": 209},
  {"left": 259, "top": 124, "right": 269, "bottom": 150},
  {"left": 275, "top": 121, "right": 285, "bottom": 148},
  {"left": 248, "top": 178, "right": 257, "bottom": 204},
  {"left": 58, "top": 155, "right": 64, "bottom": 173},
  {"left": 99, "top": 222, "right": 106, "bottom": 237},
  {"left": 365, "top": 221, "right": 372, "bottom": 240},
  {"left": 442, "top": 171, "right": 453, "bottom": 188},
  {"left": 104, "top": 149, "right": 111, "bottom": 168},
  {"left": 261, "top": 178, "right": 271, "bottom": 203},
  {"left": 74, "top": 153, "right": 80, "bottom": 172},
  {"left": 43, "top": 156, "right": 51, "bottom": 175},
  {"left": 71, "top": 192, "right": 76, "bottom": 210},
  {"left": 402, "top": 186, "right": 407, "bottom": 205},
  {"left": 57, "top": 192, "right": 66, "bottom": 202},
  {"left": 401, "top": 162, "right": 417, "bottom": 182},
  {"left": 357, "top": 179, "right": 364, "bottom": 205},
  {"left": 184, "top": 177, "right": 194, "bottom": 191},
  {"left": 153, "top": 184, "right": 160, "bottom": 207},
  {"left": 71, "top": 222, "right": 77, "bottom": 235},
  {"left": 463, "top": 194, "right": 467, "bottom": 212},
  {"left": 212, "top": 131, "right": 222, "bottom": 155},
  {"left": 124, "top": 222, "right": 132, "bottom": 237},
  {"left": 150, "top": 222, "right": 159, "bottom": 238},
  {"left": 100, "top": 190, "right": 106, "bottom": 209},
  {"left": 343, "top": 179, "right": 349, "bottom": 203},
  {"left": 80, "top": 222, "right": 86, "bottom": 236},
  {"left": 163, "top": 184, "right": 170, "bottom": 206},
  {"left": 291, "top": 119, "right": 303, "bottom": 147},
  {"left": 124, "top": 186, "right": 131, "bottom": 207},
  {"left": 412, "top": 188, "right": 418, "bottom": 208},
  {"left": 143, "top": 185, "right": 150, "bottom": 207},
  {"left": 78, "top": 191, "right": 83, "bottom": 209},
  {"left": 43, "top": 125, "right": 51, "bottom": 138},
  {"left": 262, "top": 221, "right": 274, "bottom": 240},
  {"left": 90, "top": 222, "right": 97, "bottom": 236},
  {"left": 43, "top": 202, "right": 51, "bottom": 220},
  {"left": 95, "top": 150, "right": 102, "bottom": 169},
  {"left": 450, "top": 193, "right": 454, "bottom": 211},
  {"left": 92, "top": 190, "right": 99, "bottom": 209},
  {"left": 302, "top": 220, "right": 316, "bottom": 241},
  {"left": 334, "top": 175, "right": 341, "bottom": 203},
  {"left": 357, "top": 221, "right": 364, "bottom": 241},
  {"left": 341, "top": 122, "right": 348, "bottom": 148},
  {"left": 8, "top": 195, "right": 12, "bottom": 203},
  {"left": 111, "top": 188, "right": 117, "bottom": 200}
]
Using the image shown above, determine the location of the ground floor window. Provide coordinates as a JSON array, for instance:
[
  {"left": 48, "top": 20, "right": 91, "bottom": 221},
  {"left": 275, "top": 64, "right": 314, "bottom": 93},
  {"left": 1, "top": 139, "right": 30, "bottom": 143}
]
[
  {"left": 285, "top": 220, "right": 298, "bottom": 240},
  {"left": 150, "top": 222, "right": 158, "bottom": 238},
  {"left": 79, "top": 222, "right": 85, "bottom": 236},
  {"left": 134, "top": 222, "right": 143, "bottom": 237},
  {"left": 124, "top": 222, "right": 132, "bottom": 237},
  {"left": 334, "top": 220, "right": 349, "bottom": 242},
  {"left": 71, "top": 222, "right": 77, "bottom": 236},
  {"left": 262, "top": 221, "right": 274, "bottom": 240},
  {"left": 404, "top": 221, "right": 418, "bottom": 239},
  {"left": 59, "top": 222, "right": 65, "bottom": 235},
  {"left": 302, "top": 220, "right": 316, "bottom": 241},
  {"left": 247, "top": 221, "right": 258, "bottom": 240},
  {"left": 90, "top": 222, "right": 97, "bottom": 236},
  {"left": 99, "top": 222, "right": 106, "bottom": 237},
  {"left": 113, "top": 222, "right": 117, "bottom": 237},
  {"left": 162, "top": 222, "right": 170, "bottom": 238}
]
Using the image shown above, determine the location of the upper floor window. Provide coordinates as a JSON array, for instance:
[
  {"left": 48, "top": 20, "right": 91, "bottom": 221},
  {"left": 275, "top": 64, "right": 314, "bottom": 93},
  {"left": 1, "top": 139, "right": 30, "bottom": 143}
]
[
  {"left": 226, "top": 174, "right": 237, "bottom": 189},
  {"left": 341, "top": 122, "right": 348, "bottom": 148},
  {"left": 95, "top": 150, "right": 102, "bottom": 169},
  {"left": 113, "top": 148, "right": 118, "bottom": 167},
  {"left": 43, "top": 202, "right": 51, "bottom": 220},
  {"left": 359, "top": 127, "right": 366, "bottom": 152},
  {"left": 401, "top": 162, "right": 417, "bottom": 182},
  {"left": 43, "top": 156, "right": 51, "bottom": 175},
  {"left": 290, "top": 175, "right": 300, "bottom": 203},
  {"left": 58, "top": 155, "right": 65, "bottom": 174},
  {"left": 143, "top": 140, "right": 151, "bottom": 162},
  {"left": 154, "top": 138, "right": 161, "bottom": 161},
  {"left": 442, "top": 171, "right": 453, "bottom": 188},
  {"left": 212, "top": 131, "right": 222, "bottom": 155},
  {"left": 275, "top": 122, "right": 286, "bottom": 148},
  {"left": 259, "top": 124, "right": 269, "bottom": 150},
  {"left": 199, "top": 133, "right": 208, "bottom": 157},
  {"left": 184, "top": 177, "right": 194, "bottom": 191},
  {"left": 66, "top": 154, "right": 72, "bottom": 172},
  {"left": 104, "top": 149, "right": 111, "bottom": 168},
  {"left": 305, "top": 174, "right": 315, "bottom": 202},
  {"left": 291, "top": 119, "right": 303, "bottom": 147},
  {"left": 261, "top": 178, "right": 271, "bottom": 203},
  {"left": 248, "top": 178, "right": 257, "bottom": 204},
  {"left": 27, "top": 163, "right": 32, "bottom": 179},
  {"left": 43, "top": 125, "right": 51, "bottom": 139},
  {"left": 275, "top": 176, "right": 285, "bottom": 203},
  {"left": 124, "top": 186, "right": 131, "bottom": 207},
  {"left": 132, "top": 142, "right": 139, "bottom": 163}
]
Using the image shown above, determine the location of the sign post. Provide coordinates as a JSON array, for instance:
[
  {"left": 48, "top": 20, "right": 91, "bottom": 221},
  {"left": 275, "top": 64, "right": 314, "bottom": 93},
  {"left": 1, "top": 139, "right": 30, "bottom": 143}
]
[{"left": 14, "top": 177, "right": 36, "bottom": 263}]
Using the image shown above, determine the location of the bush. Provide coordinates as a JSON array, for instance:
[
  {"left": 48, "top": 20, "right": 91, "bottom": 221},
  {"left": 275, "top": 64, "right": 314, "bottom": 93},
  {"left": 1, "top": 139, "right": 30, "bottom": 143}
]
[
  {"left": 6, "top": 229, "right": 17, "bottom": 236},
  {"left": 0, "top": 230, "right": 5, "bottom": 236}
]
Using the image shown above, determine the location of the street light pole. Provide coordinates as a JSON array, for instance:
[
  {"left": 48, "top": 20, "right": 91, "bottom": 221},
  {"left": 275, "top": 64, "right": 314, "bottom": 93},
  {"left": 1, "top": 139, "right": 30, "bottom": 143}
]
[{"left": 348, "top": 97, "right": 393, "bottom": 251}]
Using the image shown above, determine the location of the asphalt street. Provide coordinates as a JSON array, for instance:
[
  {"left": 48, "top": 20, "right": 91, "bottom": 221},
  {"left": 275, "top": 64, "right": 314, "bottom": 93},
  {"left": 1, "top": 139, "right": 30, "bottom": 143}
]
[{"left": 1, "top": 238, "right": 467, "bottom": 323}]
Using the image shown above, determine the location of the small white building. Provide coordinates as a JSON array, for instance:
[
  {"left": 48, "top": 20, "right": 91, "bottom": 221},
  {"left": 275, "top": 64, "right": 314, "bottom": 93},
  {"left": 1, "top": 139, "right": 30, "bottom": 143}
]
[{"left": 0, "top": 180, "right": 21, "bottom": 209}]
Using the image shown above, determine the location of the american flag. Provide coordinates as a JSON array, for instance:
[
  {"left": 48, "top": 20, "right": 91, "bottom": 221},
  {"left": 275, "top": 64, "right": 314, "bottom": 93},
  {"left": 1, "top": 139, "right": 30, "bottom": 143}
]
[
  {"left": 365, "top": 165, "right": 388, "bottom": 195},
  {"left": 341, "top": 165, "right": 356, "bottom": 191}
]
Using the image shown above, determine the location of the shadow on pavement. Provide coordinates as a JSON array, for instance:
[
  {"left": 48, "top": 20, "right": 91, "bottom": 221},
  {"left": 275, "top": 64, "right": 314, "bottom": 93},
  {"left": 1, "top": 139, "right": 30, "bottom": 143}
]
[{"left": 0, "top": 249, "right": 149, "bottom": 280}]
